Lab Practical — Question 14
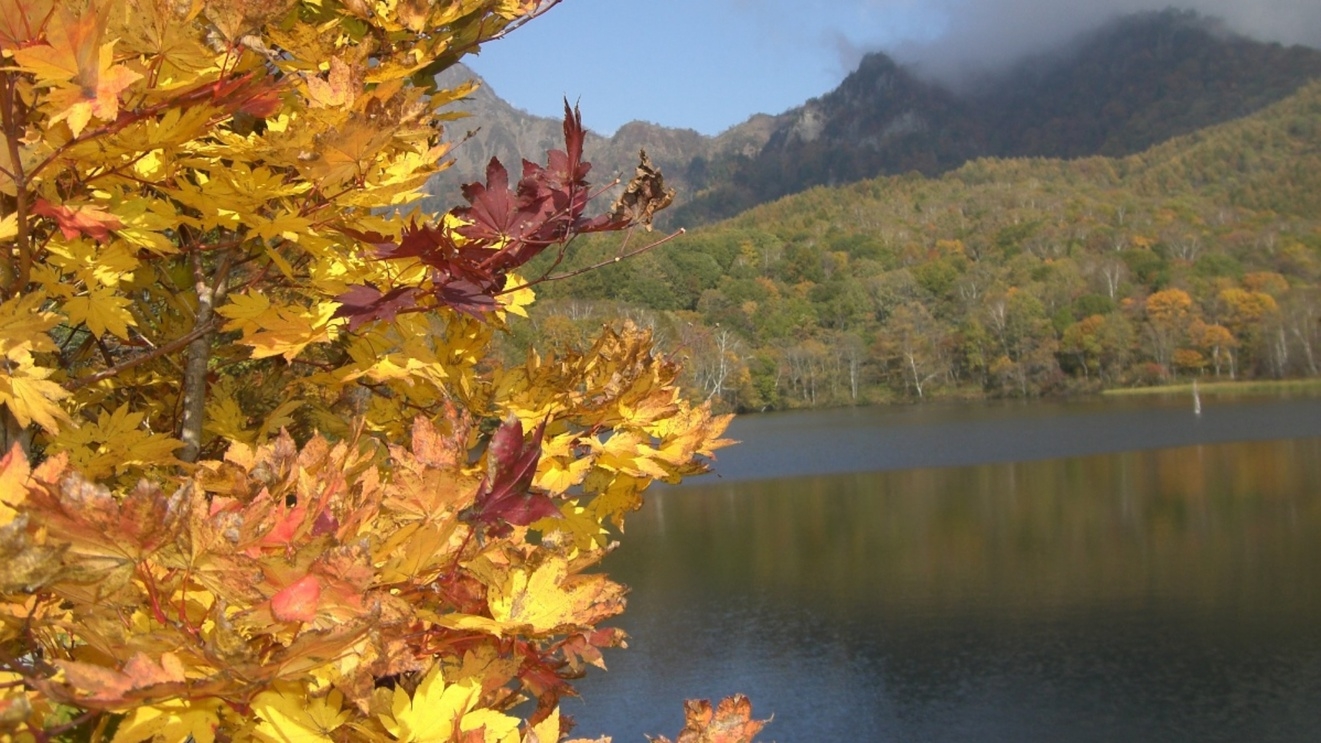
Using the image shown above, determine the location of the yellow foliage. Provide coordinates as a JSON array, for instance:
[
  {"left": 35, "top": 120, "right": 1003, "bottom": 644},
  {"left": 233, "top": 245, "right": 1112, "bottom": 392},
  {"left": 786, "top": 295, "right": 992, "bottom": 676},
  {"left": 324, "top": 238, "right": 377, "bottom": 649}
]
[
  {"left": 380, "top": 666, "right": 489, "bottom": 743},
  {"left": 250, "top": 684, "right": 350, "bottom": 743},
  {"left": 0, "top": 0, "right": 732, "bottom": 739},
  {"left": 111, "top": 699, "right": 225, "bottom": 743}
]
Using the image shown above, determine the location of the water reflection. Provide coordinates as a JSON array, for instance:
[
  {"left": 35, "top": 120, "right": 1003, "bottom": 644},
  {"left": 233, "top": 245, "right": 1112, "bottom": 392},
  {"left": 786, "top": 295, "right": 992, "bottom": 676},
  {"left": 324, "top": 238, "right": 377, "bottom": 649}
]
[
  {"left": 569, "top": 437, "right": 1321, "bottom": 742},
  {"left": 710, "top": 395, "right": 1321, "bottom": 481}
]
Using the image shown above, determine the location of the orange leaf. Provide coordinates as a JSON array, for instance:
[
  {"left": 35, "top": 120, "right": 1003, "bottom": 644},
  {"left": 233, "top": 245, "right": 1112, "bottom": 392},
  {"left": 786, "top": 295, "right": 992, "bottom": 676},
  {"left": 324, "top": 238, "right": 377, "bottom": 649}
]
[
  {"left": 32, "top": 198, "right": 123, "bottom": 243},
  {"left": 0, "top": 443, "right": 30, "bottom": 510},
  {"left": 120, "top": 651, "right": 186, "bottom": 688},
  {"left": 54, "top": 652, "right": 185, "bottom": 705},
  {"left": 10, "top": 4, "right": 142, "bottom": 136},
  {"left": 652, "top": 695, "right": 768, "bottom": 743},
  {"left": 271, "top": 574, "right": 321, "bottom": 623},
  {"left": 0, "top": 0, "right": 52, "bottom": 49},
  {"left": 55, "top": 660, "right": 132, "bottom": 703},
  {"left": 259, "top": 500, "right": 307, "bottom": 548}
]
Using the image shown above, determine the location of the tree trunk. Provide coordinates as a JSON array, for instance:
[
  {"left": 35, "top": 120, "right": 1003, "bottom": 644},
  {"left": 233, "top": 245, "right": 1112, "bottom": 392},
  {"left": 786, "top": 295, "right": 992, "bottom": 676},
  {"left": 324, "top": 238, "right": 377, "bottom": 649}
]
[
  {"left": 1, "top": 409, "right": 29, "bottom": 459},
  {"left": 178, "top": 251, "right": 229, "bottom": 463}
]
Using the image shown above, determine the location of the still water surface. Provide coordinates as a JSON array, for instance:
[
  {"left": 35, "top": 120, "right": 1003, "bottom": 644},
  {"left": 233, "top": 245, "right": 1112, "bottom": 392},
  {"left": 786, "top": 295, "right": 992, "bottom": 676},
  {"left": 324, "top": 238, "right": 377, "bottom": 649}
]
[{"left": 567, "top": 395, "right": 1321, "bottom": 742}]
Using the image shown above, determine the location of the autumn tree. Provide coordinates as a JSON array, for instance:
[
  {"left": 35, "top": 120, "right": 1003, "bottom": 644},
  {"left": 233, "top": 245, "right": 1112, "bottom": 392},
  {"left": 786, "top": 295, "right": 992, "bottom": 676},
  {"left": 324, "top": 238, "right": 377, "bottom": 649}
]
[
  {"left": 1189, "top": 318, "right": 1238, "bottom": 377},
  {"left": 0, "top": 1, "right": 761, "bottom": 741},
  {"left": 1060, "top": 314, "right": 1107, "bottom": 381},
  {"left": 984, "top": 288, "right": 1060, "bottom": 396},
  {"left": 877, "top": 301, "right": 949, "bottom": 399},
  {"left": 1143, "top": 288, "right": 1197, "bottom": 376},
  {"left": 1217, "top": 285, "right": 1280, "bottom": 373}
]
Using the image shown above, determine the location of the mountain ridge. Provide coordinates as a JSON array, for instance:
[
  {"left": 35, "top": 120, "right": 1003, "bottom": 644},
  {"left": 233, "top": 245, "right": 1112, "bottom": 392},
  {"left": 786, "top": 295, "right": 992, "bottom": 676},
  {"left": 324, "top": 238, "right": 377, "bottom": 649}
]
[{"left": 421, "top": 9, "right": 1321, "bottom": 228}]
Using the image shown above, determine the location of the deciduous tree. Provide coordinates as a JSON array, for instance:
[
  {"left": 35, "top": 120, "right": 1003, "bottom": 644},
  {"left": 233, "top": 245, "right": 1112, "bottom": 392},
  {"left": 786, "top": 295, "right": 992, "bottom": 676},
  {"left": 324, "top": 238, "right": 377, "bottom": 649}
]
[{"left": 0, "top": 1, "right": 750, "bottom": 740}]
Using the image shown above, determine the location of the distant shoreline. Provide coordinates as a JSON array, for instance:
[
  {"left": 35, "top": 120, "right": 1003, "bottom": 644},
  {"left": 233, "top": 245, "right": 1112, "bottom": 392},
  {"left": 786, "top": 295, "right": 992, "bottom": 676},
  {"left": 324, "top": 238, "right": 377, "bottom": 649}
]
[{"left": 1103, "top": 379, "right": 1321, "bottom": 397}]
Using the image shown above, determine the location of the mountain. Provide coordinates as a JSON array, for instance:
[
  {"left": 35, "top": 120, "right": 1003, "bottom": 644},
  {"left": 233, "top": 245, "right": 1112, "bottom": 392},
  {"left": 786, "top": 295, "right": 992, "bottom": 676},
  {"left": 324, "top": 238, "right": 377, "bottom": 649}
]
[
  {"left": 416, "top": 65, "right": 777, "bottom": 214},
  {"left": 673, "top": 9, "right": 1321, "bottom": 225},
  {"left": 421, "top": 9, "right": 1321, "bottom": 227},
  {"left": 970, "top": 9, "right": 1321, "bottom": 159}
]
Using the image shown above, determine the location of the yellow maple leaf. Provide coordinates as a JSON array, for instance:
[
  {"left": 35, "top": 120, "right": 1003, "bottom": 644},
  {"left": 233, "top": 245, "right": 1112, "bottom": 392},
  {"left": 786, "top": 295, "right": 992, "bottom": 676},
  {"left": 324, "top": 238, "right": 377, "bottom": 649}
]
[
  {"left": 0, "top": 355, "right": 72, "bottom": 434},
  {"left": 487, "top": 556, "right": 626, "bottom": 636},
  {"left": 50, "top": 403, "right": 181, "bottom": 479},
  {"left": 110, "top": 698, "right": 223, "bottom": 743},
  {"left": 11, "top": 5, "right": 143, "bottom": 137},
  {"left": 0, "top": 292, "right": 60, "bottom": 360},
  {"left": 63, "top": 285, "right": 137, "bottom": 339},
  {"left": 303, "top": 118, "right": 394, "bottom": 188},
  {"left": 0, "top": 126, "right": 47, "bottom": 197},
  {"left": 461, "top": 708, "right": 521, "bottom": 743},
  {"left": 306, "top": 57, "right": 355, "bottom": 108},
  {"left": 497, "top": 274, "right": 535, "bottom": 319},
  {"left": 533, "top": 499, "right": 611, "bottom": 551},
  {"left": 0, "top": 444, "right": 31, "bottom": 525},
  {"left": 584, "top": 473, "right": 648, "bottom": 530},
  {"left": 524, "top": 706, "right": 563, "bottom": 743},
  {"left": 534, "top": 430, "right": 592, "bottom": 496},
  {"left": 218, "top": 294, "right": 336, "bottom": 362},
  {"left": 216, "top": 291, "right": 272, "bottom": 332},
  {"left": 381, "top": 666, "right": 482, "bottom": 743},
  {"left": 251, "top": 684, "right": 350, "bottom": 743}
]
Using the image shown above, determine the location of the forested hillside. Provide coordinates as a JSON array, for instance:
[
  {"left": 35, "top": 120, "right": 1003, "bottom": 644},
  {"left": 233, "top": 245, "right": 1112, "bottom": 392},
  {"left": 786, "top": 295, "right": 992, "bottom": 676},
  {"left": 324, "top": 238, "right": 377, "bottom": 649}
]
[{"left": 517, "top": 81, "right": 1321, "bottom": 411}]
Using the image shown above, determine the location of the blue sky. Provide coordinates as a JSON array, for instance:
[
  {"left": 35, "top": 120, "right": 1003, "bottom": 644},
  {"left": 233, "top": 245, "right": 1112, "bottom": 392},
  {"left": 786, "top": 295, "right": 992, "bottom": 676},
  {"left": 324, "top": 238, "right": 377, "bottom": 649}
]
[{"left": 467, "top": 0, "right": 1321, "bottom": 137}]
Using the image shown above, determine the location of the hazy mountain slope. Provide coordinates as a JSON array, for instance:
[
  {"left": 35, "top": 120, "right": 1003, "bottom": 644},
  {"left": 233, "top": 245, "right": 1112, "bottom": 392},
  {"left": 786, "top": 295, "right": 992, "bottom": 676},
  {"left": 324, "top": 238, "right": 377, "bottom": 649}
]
[
  {"left": 672, "top": 9, "right": 1321, "bottom": 226},
  {"left": 978, "top": 9, "right": 1321, "bottom": 159}
]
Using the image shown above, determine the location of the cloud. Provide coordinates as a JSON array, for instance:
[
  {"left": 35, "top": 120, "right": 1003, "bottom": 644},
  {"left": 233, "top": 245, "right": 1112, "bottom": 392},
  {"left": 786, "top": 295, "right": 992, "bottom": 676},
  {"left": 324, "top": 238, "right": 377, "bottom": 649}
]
[{"left": 853, "top": 0, "right": 1321, "bottom": 83}]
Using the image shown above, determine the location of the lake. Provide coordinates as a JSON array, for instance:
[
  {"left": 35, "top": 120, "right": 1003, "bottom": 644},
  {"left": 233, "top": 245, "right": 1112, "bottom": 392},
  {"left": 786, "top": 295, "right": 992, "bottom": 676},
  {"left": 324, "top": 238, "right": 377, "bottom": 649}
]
[{"left": 564, "top": 394, "right": 1321, "bottom": 742}]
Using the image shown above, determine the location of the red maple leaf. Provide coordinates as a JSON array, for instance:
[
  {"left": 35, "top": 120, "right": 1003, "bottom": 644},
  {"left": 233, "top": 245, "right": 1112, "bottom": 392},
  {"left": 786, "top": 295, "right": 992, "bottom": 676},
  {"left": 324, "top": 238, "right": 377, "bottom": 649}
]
[
  {"left": 455, "top": 157, "right": 554, "bottom": 248},
  {"left": 334, "top": 102, "right": 658, "bottom": 323},
  {"left": 209, "top": 70, "right": 284, "bottom": 118},
  {"left": 337, "top": 226, "right": 399, "bottom": 257},
  {"left": 382, "top": 219, "right": 459, "bottom": 263},
  {"left": 460, "top": 416, "right": 558, "bottom": 537},
  {"left": 429, "top": 273, "right": 499, "bottom": 319},
  {"left": 332, "top": 284, "right": 418, "bottom": 330}
]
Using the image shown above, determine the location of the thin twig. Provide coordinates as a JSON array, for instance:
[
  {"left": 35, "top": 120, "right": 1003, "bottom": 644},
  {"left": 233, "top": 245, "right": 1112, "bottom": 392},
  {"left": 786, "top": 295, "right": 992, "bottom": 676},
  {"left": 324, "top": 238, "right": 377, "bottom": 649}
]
[
  {"left": 65, "top": 319, "right": 218, "bottom": 391},
  {"left": 504, "top": 227, "right": 687, "bottom": 294}
]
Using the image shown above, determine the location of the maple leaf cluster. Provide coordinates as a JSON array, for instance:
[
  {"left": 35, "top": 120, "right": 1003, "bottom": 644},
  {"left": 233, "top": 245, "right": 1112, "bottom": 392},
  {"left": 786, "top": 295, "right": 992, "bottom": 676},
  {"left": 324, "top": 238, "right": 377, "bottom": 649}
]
[
  {"left": 0, "top": 0, "right": 750, "bottom": 740},
  {"left": 0, "top": 390, "right": 742, "bottom": 740}
]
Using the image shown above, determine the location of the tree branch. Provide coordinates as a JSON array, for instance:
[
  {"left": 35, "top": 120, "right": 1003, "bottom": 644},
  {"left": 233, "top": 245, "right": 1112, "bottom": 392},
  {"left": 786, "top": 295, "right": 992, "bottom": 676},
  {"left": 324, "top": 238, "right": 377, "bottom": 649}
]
[
  {"left": 0, "top": 72, "right": 32, "bottom": 299},
  {"left": 64, "top": 319, "right": 218, "bottom": 392},
  {"left": 506, "top": 227, "right": 686, "bottom": 293}
]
